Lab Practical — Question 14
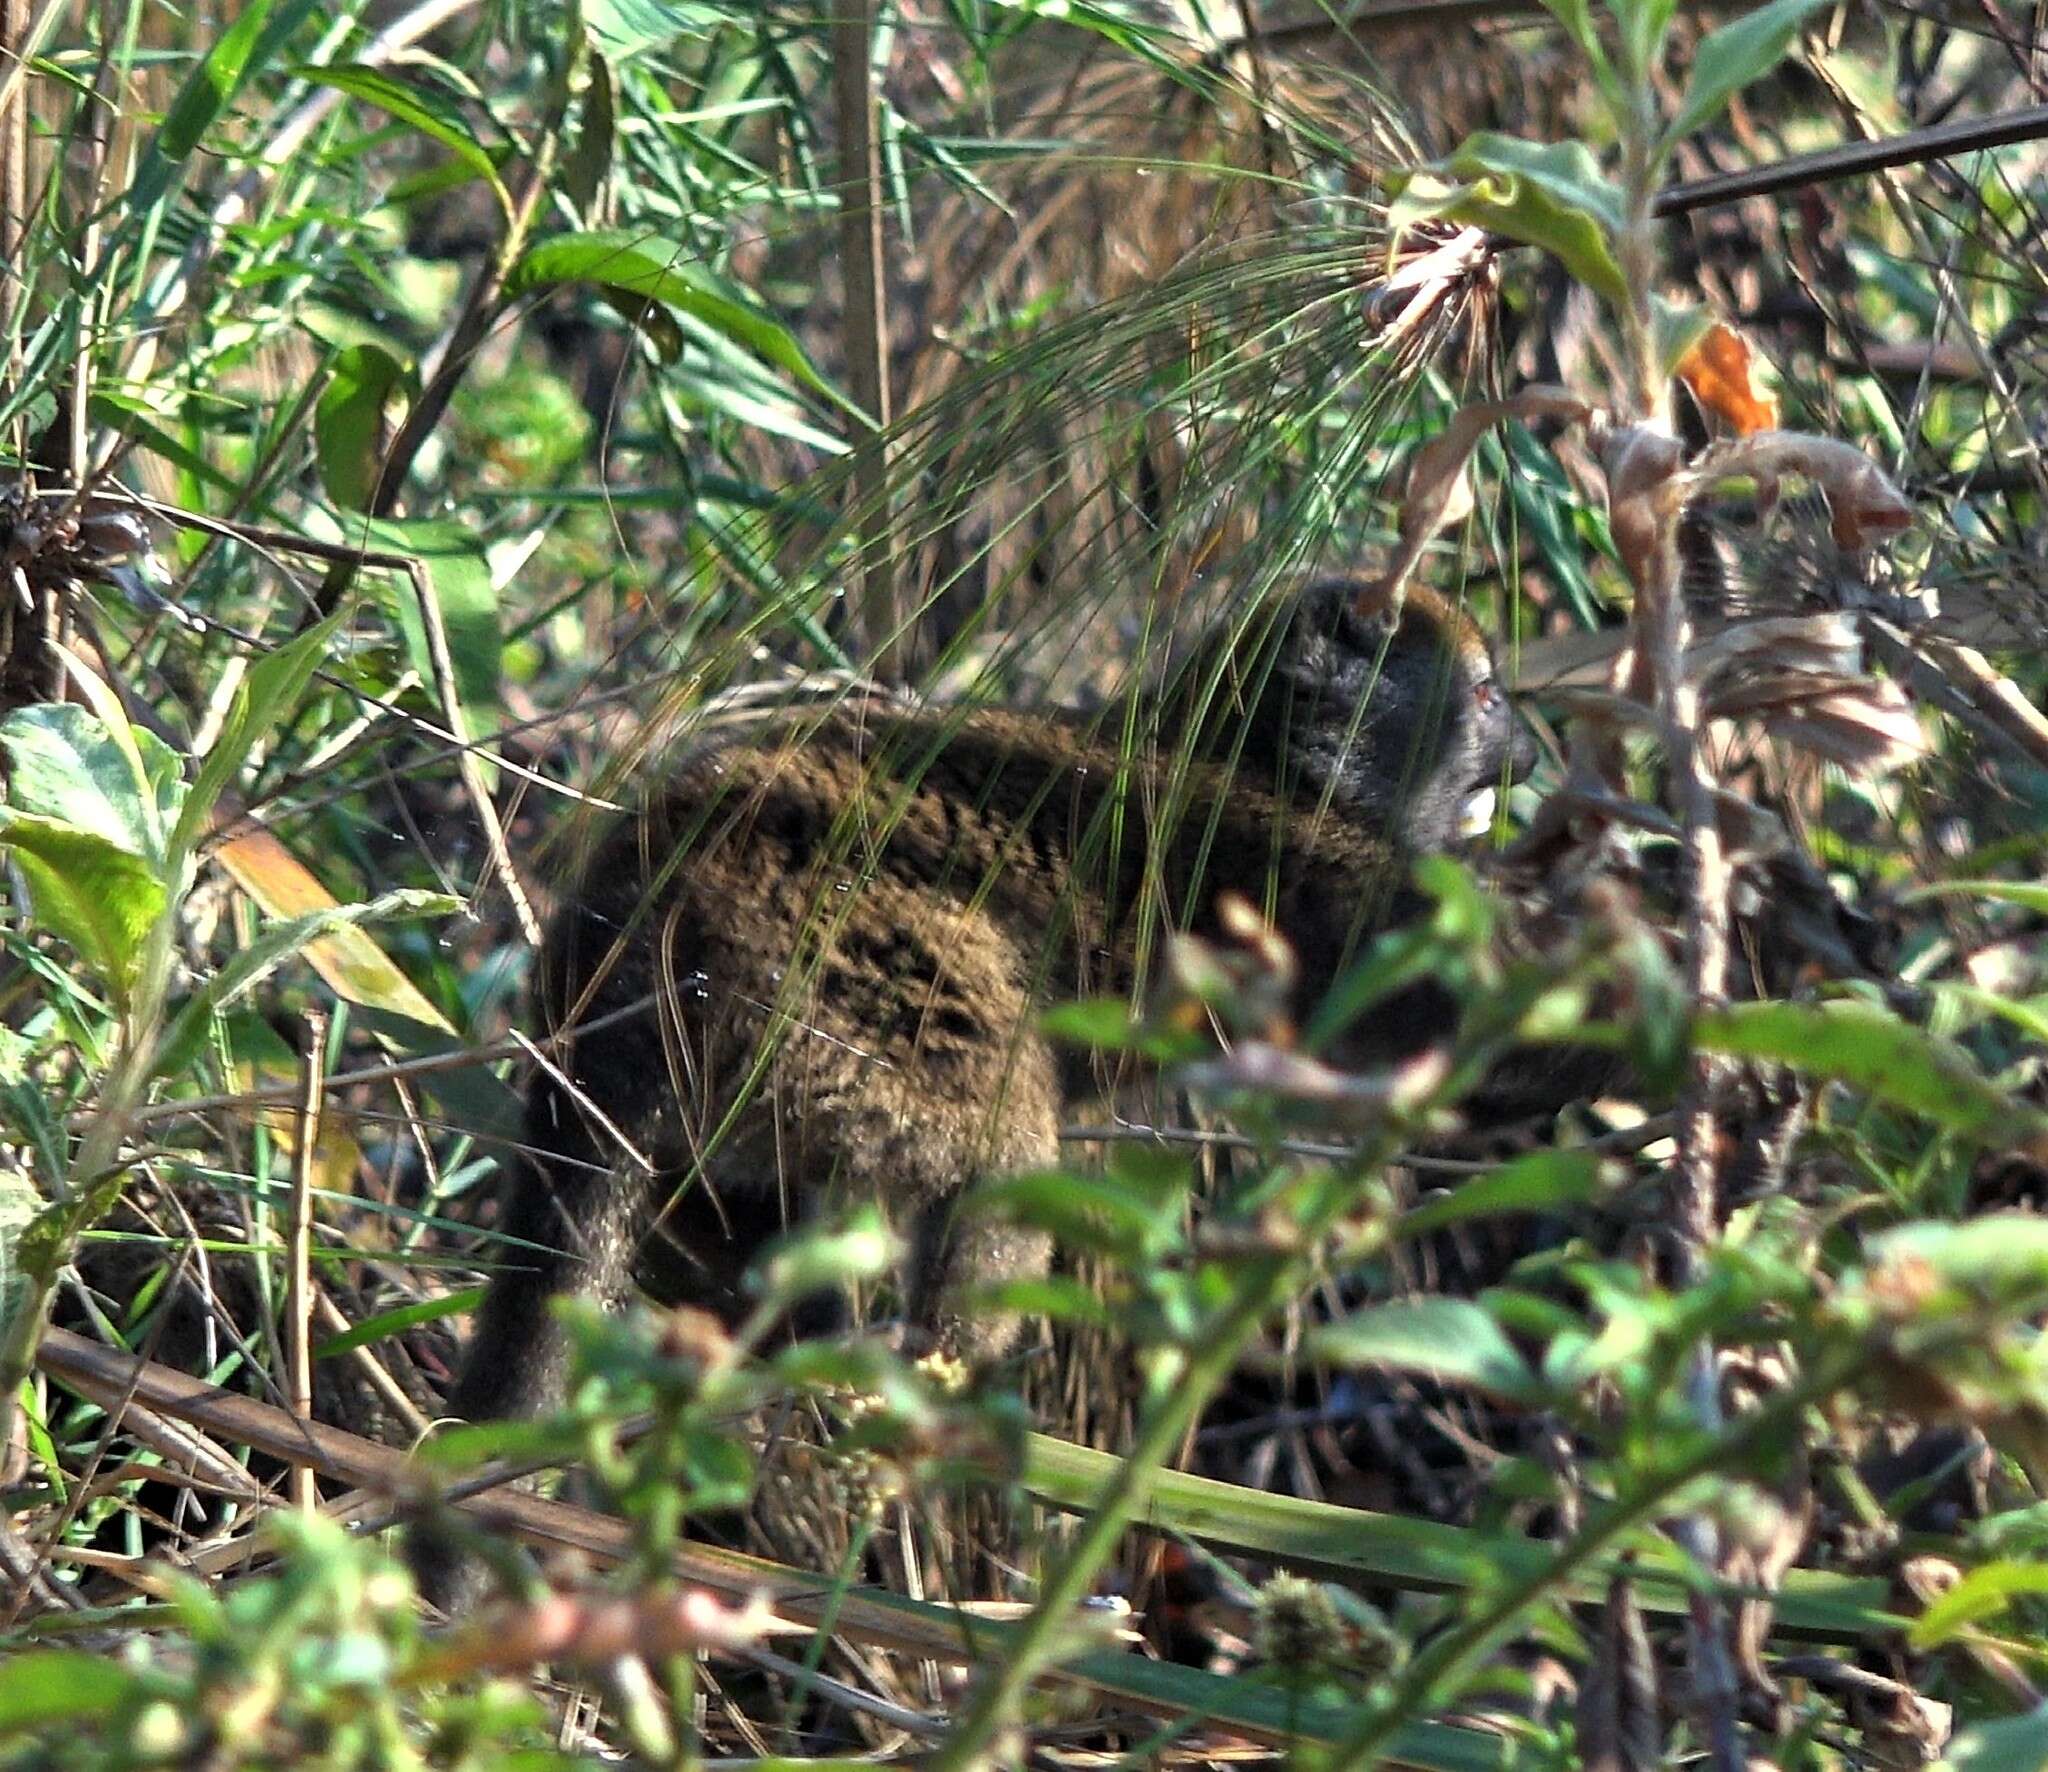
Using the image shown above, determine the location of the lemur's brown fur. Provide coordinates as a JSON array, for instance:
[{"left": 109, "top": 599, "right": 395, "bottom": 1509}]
[{"left": 414, "top": 578, "right": 1520, "bottom": 1601}]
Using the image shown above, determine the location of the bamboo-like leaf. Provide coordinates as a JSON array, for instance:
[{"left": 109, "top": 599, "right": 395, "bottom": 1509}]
[
  {"left": 506, "top": 230, "right": 837, "bottom": 400},
  {"left": 293, "top": 64, "right": 511, "bottom": 216}
]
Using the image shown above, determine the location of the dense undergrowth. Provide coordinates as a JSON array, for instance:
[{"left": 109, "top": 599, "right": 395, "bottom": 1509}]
[{"left": 2, "top": 0, "right": 2048, "bottom": 1766}]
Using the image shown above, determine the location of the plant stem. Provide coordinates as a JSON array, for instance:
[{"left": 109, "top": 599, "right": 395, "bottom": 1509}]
[
  {"left": 1321, "top": 1347, "right": 1861, "bottom": 1769},
  {"left": 927, "top": 1137, "right": 1406, "bottom": 1769}
]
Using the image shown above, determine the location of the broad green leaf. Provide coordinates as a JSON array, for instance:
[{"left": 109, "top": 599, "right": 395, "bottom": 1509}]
[
  {"left": 1910, "top": 1559, "right": 2048, "bottom": 1649},
  {"left": 1401, "top": 1149, "right": 1606, "bottom": 1236},
  {"left": 1944, "top": 1705, "right": 2048, "bottom": 1772},
  {"left": 1441, "top": 133, "right": 1625, "bottom": 231},
  {"left": 0, "top": 1649, "right": 138, "bottom": 1731},
  {"left": 1693, "top": 1000, "right": 2038, "bottom": 1140},
  {"left": 315, "top": 343, "right": 411, "bottom": 512},
  {"left": 1390, "top": 171, "right": 1624, "bottom": 310},
  {"left": 1662, "top": 0, "right": 1833, "bottom": 156},
  {"left": 153, "top": 889, "right": 456, "bottom": 1082},
  {"left": 585, "top": 0, "right": 723, "bottom": 60},
  {"left": 173, "top": 615, "right": 342, "bottom": 859},
  {"left": 0, "top": 703, "right": 175, "bottom": 865},
  {"left": 1606, "top": 0, "right": 1677, "bottom": 77},
  {"left": 211, "top": 828, "right": 455, "bottom": 1035},
  {"left": 293, "top": 64, "right": 510, "bottom": 216},
  {"left": 1040, "top": 997, "right": 1140, "bottom": 1049},
  {"left": 342, "top": 515, "right": 500, "bottom": 709},
  {"left": 0, "top": 813, "right": 168, "bottom": 998},
  {"left": 1310, "top": 1296, "right": 1538, "bottom": 1401},
  {"left": 505, "top": 230, "right": 836, "bottom": 401}
]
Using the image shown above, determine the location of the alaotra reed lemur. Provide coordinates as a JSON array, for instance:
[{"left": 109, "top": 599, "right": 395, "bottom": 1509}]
[{"left": 418, "top": 576, "right": 1528, "bottom": 1589}]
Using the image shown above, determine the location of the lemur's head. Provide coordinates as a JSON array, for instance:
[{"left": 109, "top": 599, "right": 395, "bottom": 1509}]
[{"left": 1249, "top": 578, "right": 1529, "bottom": 850}]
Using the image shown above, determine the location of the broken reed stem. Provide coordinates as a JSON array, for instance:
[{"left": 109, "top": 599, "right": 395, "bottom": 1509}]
[
  {"left": 832, "top": 0, "right": 901, "bottom": 681},
  {"left": 288, "top": 1011, "right": 327, "bottom": 1515}
]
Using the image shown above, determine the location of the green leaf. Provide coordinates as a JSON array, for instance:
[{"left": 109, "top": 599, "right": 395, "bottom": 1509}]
[
  {"left": 1023, "top": 1437, "right": 1901, "bottom": 1642},
  {"left": 1661, "top": 0, "right": 1832, "bottom": 156},
  {"left": 314, "top": 1286, "right": 485, "bottom": 1358},
  {"left": 344, "top": 516, "right": 500, "bottom": 709},
  {"left": 1391, "top": 135, "right": 1627, "bottom": 307},
  {"left": 127, "top": 0, "right": 281, "bottom": 210},
  {"left": 1605, "top": 0, "right": 1677, "bottom": 77},
  {"left": 560, "top": 55, "right": 615, "bottom": 215},
  {"left": 0, "top": 1649, "right": 138, "bottom": 1732},
  {"left": 505, "top": 230, "right": 837, "bottom": 401},
  {"left": 1040, "top": 997, "right": 1140, "bottom": 1049},
  {"left": 1309, "top": 1297, "right": 1538, "bottom": 1401},
  {"left": 0, "top": 813, "right": 168, "bottom": 998},
  {"left": 1910, "top": 880, "right": 2048, "bottom": 915},
  {"left": 1653, "top": 295, "right": 1715, "bottom": 376},
  {"left": 1863, "top": 1217, "right": 2048, "bottom": 1319},
  {"left": 1910, "top": 1559, "right": 2048, "bottom": 1649},
  {"left": 585, "top": 0, "right": 723, "bottom": 60},
  {"left": 1944, "top": 1705, "right": 2048, "bottom": 1772},
  {"left": 293, "top": 64, "right": 509, "bottom": 216},
  {"left": 0, "top": 703, "right": 176, "bottom": 865},
  {"left": 1400, "top": 1150, "right": 1607, "bottom": 1236},
  {"left": 1693, "top": 1000, "right": 2039, "bottom": 1141},
  {"left": 172, "top": 615, "right": 342, "bottom": 859},
  {"left": 315, "top": 344, "right": 410, "bottom": 512},
  {"left": 153, "top": 890, "right": 457, "bottom": 1082}
]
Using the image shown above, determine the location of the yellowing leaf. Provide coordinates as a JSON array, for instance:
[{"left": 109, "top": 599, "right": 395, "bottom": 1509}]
[{"left": 212, "top": 826, "right": 454, "bottom": 1034}]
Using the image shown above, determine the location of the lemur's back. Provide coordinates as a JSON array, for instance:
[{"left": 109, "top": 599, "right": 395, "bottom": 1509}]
[{"left": 413, "top": 578, "right": 1513, "bottom": 1606}]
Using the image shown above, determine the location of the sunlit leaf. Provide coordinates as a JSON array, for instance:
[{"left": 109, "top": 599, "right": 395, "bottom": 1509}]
[
  {"left": 211, "top": 828, "right": 455, "bottom": 1035},
  {"left": 154, "top": 889, "right": 456, "bottom": 1082},
  {"left": 1662, "top": 0, "right": 1833, "bottom": 155},
  {"left": 315, "top": 343, "right": 411, "bottom": 512},
  {"left": 1694, "top": 1001, "right": 2035, "bottom": 1140},
  {"left": 1391, "top": 135, "right": 1626, "bottom": 306},
  {"left": 0, "top": 813, "right": 167, "bottom": 999},
  {"left": 505, "top": 230, "right": 837, "bottom": 401},
  {"left": 294, "top": 63, "right": 510, "bottom": 215},
  {"left": 1400, "top": 1150, "right": 1607, "bottom": 1236},
  {"left": 1310, "top": 1296, "right": 1539, "bottom": 1401},
  {"left": 0, "top": 1650, "right": 138, "bottom": 1731}
]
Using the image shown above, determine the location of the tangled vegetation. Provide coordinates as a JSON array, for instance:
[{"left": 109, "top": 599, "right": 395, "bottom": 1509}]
[{"left": 2, "top": 0, "right": 2048, "bottom": 1766}]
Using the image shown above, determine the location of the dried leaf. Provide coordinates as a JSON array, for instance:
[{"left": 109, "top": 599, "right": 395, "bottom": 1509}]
[
  {"left": 1698, "top": 432, "right": 1913, "bottom": 551},
  {"left": 1745, "top": 678, "right": 1930, "bottom": 774},
  {"left": 1601, "top": 424, "right": 1688, "bottom": 596},
  {"left": 1677, "top": 321, "right": 1780, "bottom": 436},
  {"left": 1375, "top": 387, "right": 1593, "bottom": 603}
]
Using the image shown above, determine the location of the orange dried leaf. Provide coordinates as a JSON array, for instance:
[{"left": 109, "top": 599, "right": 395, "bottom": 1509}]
[{"left": 1678, "top": 322, "right": 1779, "bottom": 436}]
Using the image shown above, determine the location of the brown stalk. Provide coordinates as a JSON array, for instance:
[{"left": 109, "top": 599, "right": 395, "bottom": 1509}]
[
  {"left": 288, "top": 1012, "right": 327, "bottom": 1515},
  {"left": 832, "top": 0, "right": 901, "bottom": 680}
]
